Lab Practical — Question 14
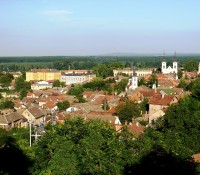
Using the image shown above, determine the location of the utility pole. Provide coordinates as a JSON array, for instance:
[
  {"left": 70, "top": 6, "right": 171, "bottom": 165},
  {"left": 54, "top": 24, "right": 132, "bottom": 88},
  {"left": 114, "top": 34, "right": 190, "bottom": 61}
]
[{"left": 29, "top": 119, "right": 32, "bottom": 147}]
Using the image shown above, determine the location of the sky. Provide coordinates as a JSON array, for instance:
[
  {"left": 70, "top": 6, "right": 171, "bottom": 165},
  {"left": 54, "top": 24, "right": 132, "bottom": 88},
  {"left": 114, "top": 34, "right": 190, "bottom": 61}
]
[{"left": 0, "top": 0, "right": 200, "bottom": 56}]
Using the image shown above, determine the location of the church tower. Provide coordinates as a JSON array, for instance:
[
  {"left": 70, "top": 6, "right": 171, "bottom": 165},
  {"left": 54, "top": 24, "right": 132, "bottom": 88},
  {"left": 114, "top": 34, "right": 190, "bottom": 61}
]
[
  {"left": 173, "top": 52, "right": 178, "bottom": 74},
  {"left": 161, "top": 52, "right": 167, "bottom": 74},
  {"left": 198, "top": 62, "right": 200, "bottom": 74},
  {"left": 173, "top": 61, "right": 178, "bottom": 74},
  {"left": 162, "top": 61, "right": 167, "bottom": 74},
  {"left": 130, "top": 68, "right": 138, "bottom": 90}
]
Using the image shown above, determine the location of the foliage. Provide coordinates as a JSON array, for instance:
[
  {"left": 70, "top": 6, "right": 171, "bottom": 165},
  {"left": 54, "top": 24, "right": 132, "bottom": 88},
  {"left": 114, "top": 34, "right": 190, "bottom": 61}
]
[
  {"left": 157, "top": 96, "right": 200, "bottom": 153},
  {"left": 177, "top": 79, "right": 188, "bottom": 90},
  {"left": 184, "top": 60, "right": 199, "bottom": 72},
  {"left": 31, "top": 118, "right": 129, "bottom": 175},
  {"left": 138, "top": 77, "right": 146, "bottom": 86},
  {"left": 147, "top": 74, "right": 158, "bottom": 88},
  {"left": 140, "top": 98, "right": 149, "bottom": 114},
  {"left": 53, "top": 80, "right": 61, "bottom": 87},
  {"left": 116, "top": 100, "right": 141, "bottom": 124},
  {"left": 68, "top": 85, "right": 86, "bottom": 103},
  {"left": 0, "top": 128, "right": 32, "bottom": 175},
  {"left": 82, "top": 77, "right": 111, "bottom": 92},
  {"left": 0, "top": 73, "right": 14, "bottom": 87},
  {"left": 92, "top": 64, "right": 111, "bottom": 78},
  {"left": 0, "top": 100, "right": 14, "bottom": 109},
  {"left": 0, "top": 93, "right": 3, "bottom": 99},
  {"left": 114, "top": 78, "right": 128, "bottom": 94},
  {"left": 57, "top": 100, "right": 70, "bottom": 111},
  {"left": 178, "top": 69, "right": 183, "bottom": 79},
  {"left": 68, "top": 84, "right": 84, "bottom": 96},
  {"left": 15, "top": 76, "right": 31, "bottom": 99},
  {"left": 189, "top": 79, "right": 200, "bottom": 99}
]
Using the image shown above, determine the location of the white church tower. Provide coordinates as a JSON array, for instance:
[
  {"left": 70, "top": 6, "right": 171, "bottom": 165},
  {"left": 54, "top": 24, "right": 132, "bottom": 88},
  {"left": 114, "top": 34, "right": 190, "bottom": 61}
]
[
  {"left": 129, "top": 68, "right": 138, "bottom": 90},
  {"left": 173, "top": 61, "right": 178, "bottom": 74},
  {"left": 198, "top": 62, "right": 200, "bottom": 74},
  {"left": 162, "top": 61, "right": 167, "bottom": 74}
]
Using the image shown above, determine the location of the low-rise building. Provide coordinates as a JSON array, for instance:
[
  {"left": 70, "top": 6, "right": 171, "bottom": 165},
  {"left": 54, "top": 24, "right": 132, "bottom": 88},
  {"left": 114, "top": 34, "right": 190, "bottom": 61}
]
[
  {"left": 26, "top": 69, "right": 61, "bottom": 81},
  {"left": 31, "top": 81, "right": 53, "bottom": 90},
  {"left": 113, "top": 68, "right": 153, "bottom": 77},
  {"left": 61, "top": 70, "right": 96, "bottom": 85}
]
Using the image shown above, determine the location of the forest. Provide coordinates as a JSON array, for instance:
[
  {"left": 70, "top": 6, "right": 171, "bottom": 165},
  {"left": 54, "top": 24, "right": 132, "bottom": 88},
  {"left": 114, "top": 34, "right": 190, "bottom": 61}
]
[{"left": 0, "top": 55, "right": 200, "bottom": 72}]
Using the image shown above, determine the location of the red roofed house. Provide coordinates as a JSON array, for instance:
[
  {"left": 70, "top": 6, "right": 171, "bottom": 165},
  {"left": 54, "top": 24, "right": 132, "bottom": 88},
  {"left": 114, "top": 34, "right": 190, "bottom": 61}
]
[{"left": 148, "top": 94, "right": 178, "bottom": 123}]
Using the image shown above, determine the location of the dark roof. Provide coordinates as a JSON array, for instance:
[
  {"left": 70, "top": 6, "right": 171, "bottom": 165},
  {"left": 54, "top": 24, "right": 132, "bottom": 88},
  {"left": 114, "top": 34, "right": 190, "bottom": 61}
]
[
  {"left": 0, "top": 112, "right": 22, "bottom": 124},
  {"left": 28, "top": 107, "right": 45, "bottom": 119}
]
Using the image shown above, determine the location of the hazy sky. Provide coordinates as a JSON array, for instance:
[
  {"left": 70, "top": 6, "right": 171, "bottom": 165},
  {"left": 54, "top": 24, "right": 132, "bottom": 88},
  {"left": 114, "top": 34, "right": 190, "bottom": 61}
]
[{"left": 0, "top": 0, "right": 200, "bottom": 56}]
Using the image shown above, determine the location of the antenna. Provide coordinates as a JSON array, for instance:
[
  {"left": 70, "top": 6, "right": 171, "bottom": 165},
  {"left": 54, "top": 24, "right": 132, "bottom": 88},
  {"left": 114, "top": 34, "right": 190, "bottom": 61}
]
[
  {"left": 162, "top": 50, "right": 166, "bottom": 61},
  {"left": 174, "top": 51, "right": 177, "bottom": 61}
]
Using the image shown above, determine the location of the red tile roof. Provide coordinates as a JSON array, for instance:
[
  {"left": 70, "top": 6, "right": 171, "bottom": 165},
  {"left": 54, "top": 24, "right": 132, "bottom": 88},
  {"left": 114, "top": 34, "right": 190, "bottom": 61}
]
[{"left": 149, "top": 94, "right": 177, "bottom": 105}]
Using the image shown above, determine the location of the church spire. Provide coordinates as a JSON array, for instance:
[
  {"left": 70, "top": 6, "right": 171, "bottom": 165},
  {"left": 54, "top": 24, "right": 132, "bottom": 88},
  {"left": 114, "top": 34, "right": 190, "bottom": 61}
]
[{"left": 173, "top": 51, "right": 177, "bottom": 61}]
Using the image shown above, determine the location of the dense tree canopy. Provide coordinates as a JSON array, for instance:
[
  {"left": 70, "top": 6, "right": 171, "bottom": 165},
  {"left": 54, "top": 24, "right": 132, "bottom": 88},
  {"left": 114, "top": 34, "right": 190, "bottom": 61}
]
[
  {"left": 0, "top": 73, "right": 14, "bottom": 87},
  {"left": 116, "top": 100, "right": 141, "bottom": 124},
  {"left": 57, "top": 100, "right": 70, "bottom": 111},
  {"left": 31, "top": 118, "right": 131, "bottom": 175}
]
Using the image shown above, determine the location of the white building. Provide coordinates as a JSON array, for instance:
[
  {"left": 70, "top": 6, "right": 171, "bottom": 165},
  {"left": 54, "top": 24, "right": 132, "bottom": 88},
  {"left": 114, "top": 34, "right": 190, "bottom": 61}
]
[
  {"left": 60, "top": 71, "right": 96, "bottom": 85},
  {"left": 31, "top": 81, "right": 53, "bottom": 90},
  {"left": 129, "top": 70, "right": 138, "bottom": 90},
  {"left": 161, "top": 61, "right": 178, "bottom": 74}
]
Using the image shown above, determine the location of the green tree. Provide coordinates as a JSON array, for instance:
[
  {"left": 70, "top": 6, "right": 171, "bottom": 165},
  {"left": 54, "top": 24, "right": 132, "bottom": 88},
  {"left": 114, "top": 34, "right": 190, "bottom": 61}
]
[
  {"left": 138, "top": 77, "right": 146, "bottom": 86},
  {"left": 184, "top": 60, "right": 198, "bottom": 72},
  {"left": 114, "top": 78, "right": 128, "bottom": 94},
  {"left": 93, "top": 64, "right": 110, "bottom": 78},
  {"left": 57, "top": 100, "right": 70, "bottom": 111},
  {"left": 0, "top": 73, "right": 14, "bottom": 87},
  {"left": 15, "top": 76, "right": 31, "bottom": 92},
  {"left": 53, "top": 80, "right": 61, "bottom": 87},
  {"left": 108, "top": 62, "right": 124, "bottom": 69},
  {"left": 31, "top": 118, "right": 128, "bottom": 175},
  {"left": 178, "top": 69, "right": 183, "bottom": 79},
  {"left": 0, "top": 93, "right": 3, "bottom": 99},
  {"left": 0, "top": 100, "right": 14, "bottom": 109},
  {"left": 116, "top": 100, "right": 141, "bottom": 124},
  {"left": 177, "top": 79, "right": 188, "bottom": 90},
  {"left": 147, "top": 74, "right": 158, "bottom": 88},
  {"left": 68, "top": 85, "right": 84, "bottom": 96}
]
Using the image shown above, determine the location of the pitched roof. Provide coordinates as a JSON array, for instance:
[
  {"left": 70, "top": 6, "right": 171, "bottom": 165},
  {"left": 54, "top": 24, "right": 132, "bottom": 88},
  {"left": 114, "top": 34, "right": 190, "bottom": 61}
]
[
  {"left": 140, "top": 90, "right": 160, "bottom": 98},
  {"left": 149, "top": 94, "right": 177, "bottom": 105},
  {"left": 28, "top": 107, "right": 45, "bottom": 119},
  {"left": 0, "top": 112, "right": 22, "bottom": 125}
]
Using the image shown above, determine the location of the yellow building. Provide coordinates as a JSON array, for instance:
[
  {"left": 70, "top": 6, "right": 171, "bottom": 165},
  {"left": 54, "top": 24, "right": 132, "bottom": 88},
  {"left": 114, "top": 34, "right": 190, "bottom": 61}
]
[{"left": 26, "top": 69, "right": 61, "bottom": 81}]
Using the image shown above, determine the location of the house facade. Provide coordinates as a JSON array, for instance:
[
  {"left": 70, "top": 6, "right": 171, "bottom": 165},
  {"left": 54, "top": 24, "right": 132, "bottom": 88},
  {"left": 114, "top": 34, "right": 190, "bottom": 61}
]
[{"left": 26, "top": 69, "right": 61, "bottom": 81}]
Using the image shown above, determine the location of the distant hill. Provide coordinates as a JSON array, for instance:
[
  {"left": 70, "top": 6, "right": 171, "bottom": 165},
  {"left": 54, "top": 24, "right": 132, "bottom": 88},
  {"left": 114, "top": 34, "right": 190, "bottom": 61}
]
[{"left": 98, "top": 52, "right": 200, "bottom": 57}]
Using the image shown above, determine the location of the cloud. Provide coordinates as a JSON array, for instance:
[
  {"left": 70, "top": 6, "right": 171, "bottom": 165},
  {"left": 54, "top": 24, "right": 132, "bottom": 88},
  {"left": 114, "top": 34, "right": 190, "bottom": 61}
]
[{"left": 42, "top": 9, "right": 72, "bottom": 22}]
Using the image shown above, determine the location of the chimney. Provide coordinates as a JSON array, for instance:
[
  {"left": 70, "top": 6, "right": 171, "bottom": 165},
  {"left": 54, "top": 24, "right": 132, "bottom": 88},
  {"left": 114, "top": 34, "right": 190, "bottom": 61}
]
[
  {"left": 136, "top": 121, "right": 139, "bottom": 127},
  {"left": 162, "top": 94, "right": 165, "bottom": 98}
]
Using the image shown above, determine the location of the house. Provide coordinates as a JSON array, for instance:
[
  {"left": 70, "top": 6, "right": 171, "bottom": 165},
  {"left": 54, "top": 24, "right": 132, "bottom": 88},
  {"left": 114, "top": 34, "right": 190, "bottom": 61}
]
[
  {"left": 31, "top": 81, "right": 53, "bottom": 90},
  {"left": 66, "top": 106, "right": 79, "bottom": 113},
  {"left": 22, "top": 107, "right": 46, "bottom": 125},
  {"left": 0, "top": 112, "right": 23, "bottom": 129},
  {"left": 148, "top": 94, "right": 178, "bottom": 123},
  {"left": 27, "top": 92, "right": 43, "bottom": 98}
]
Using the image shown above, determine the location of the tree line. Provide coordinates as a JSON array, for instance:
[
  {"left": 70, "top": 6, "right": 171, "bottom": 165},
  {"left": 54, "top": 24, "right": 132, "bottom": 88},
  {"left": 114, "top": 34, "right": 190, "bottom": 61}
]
[{"left": 0, "top": 56, "right": 199, "bottom": 72}]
